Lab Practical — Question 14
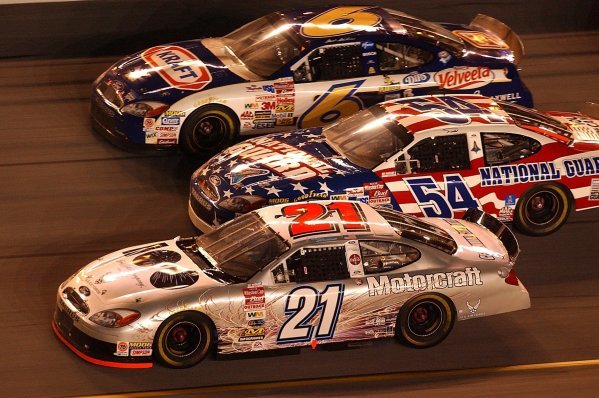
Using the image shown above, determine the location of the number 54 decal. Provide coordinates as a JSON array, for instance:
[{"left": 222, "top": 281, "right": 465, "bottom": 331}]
[
  {"left": 404, "top": 174, "right": 480, "bottom": 217},
  {"left": 277, "top": 284, "right": 344, "bottom": 344}
]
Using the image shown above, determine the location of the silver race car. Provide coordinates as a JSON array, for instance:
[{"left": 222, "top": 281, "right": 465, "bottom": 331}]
[{"left": 53, "top": 201, "right": 529, "bottom": 368}]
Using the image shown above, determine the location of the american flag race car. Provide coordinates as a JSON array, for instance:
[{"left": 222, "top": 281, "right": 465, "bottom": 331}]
[
  {"left": 52, "top": 201, "right": 528, "bottom": 368},
  {"left": 189, "top": 94, "right": 599, "bottom": 236},
  {"left": 91, "top": 5, "right": 532, "bottom": 155}
]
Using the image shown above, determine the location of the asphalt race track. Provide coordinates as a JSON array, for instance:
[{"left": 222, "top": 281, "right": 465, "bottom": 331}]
[{"left": 0, "top": 32, "right": 598, "bottom": 397}]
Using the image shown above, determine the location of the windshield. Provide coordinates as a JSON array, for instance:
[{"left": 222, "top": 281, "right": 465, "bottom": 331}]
[
  {"left": 195, "top": 213, "right": 289, "bottom": 281},
  {"left": 499, "top": 101, "right": 573, "bottom": 143},
  {"left": 324, "top": 106, "right": 413, "bottom": 169},
  {"left": 376, "top": 208, "right": 458, "bottom": 255},
  {"left": 224, "top": 13, "right": 304, "bottom": 78}
]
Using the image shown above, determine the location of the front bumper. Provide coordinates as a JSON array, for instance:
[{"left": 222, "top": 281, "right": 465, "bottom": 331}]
[
  {"left": 188, "top": 199, "right": 216, "bottom": 233},
  {"left": 90, "top": 88, "right": 176, "bottom": 152},
  {"left": 52, "top": 303, "right": 152, "bottom": 369}
]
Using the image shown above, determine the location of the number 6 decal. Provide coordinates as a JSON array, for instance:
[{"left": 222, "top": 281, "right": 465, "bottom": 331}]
[
  {"left": 300, "top": 6, "right": 382, "bottom": 38},
  {"left": 298, "top": 80, "right": 364, "bottom": 128},
  {"left": 277, "top": 284, "right": 344, "bottom": 344}
]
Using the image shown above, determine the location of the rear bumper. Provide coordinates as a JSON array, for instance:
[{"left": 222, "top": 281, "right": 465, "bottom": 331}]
[{"left": 52, "top": 306, "right": 152, "bottom": 369}]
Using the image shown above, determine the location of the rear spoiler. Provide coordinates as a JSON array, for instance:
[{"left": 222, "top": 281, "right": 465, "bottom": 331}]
[
  {"left": 462, "top": 208, "right": 520, "bottom": 263},
  {"left": 470, "top": 14, "right": 525, "bottom": 65},
  {"left": 580, "top": 102, "right": 599, "bottom": 119}
]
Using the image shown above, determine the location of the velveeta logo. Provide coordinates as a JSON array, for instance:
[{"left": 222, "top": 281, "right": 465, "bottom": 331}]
[
  {"left": 141, "top": 45, "right": 212, "bottom": 91},
  {"left": 435, "top": 66, "right": 492, "bottom": 90}
]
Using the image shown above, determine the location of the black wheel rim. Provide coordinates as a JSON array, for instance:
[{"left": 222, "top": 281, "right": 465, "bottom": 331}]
[
  {"left": 165, "top": 321, "right": 202, "bottom": 358},
  {"left": 408, "top": 301, "right": 443, "bottom": 337},
  {"left": 191, "top": 115, "right": 228, "bottom": 149},
  {"left": 525, "top": 191, "right": 559, "bottom": 226}
]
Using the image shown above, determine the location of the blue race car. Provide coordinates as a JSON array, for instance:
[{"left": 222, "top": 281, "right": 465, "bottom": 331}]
[{"left": 92, "top": 6, "right": 532, "bottom": 155}]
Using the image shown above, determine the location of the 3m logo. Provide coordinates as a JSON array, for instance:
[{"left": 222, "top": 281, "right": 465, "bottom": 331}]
[
  {"left": 141, "top": 45, "right": 212, "bottom": 91},
  {"left": 435, "top": 67, "right": 493, "bottom": 90}
]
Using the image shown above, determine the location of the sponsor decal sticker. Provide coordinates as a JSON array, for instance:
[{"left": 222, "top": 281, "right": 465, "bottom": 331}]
[
  {"left": 590, "top": 178, "right": 599, "bottom": 201},
  {"left": 452, "top": 30, "right": 509, "bottom": 50},
  {"left": 161, "top": 116, "right": 180, "bottom": 125},
  {"left": 143, "top": 118, "right": 155, "bottom": 128},
  {"left": 115, "top": 341, "right": 129, "bottom": 356},
  {"left": 164, "top": 110, "right": 185, "bottom": 117},
  {"left": 141, "top": 45, "right": 212, "bottom": 90},
  {"left": 435, "top": 66, "right": 493, "bottom": 90},
  {"left": 367, "top": 267, "right": 482, "bottom": 296},
  {"left": 226, "top": 166, "right": 270, "bottom": 185}
]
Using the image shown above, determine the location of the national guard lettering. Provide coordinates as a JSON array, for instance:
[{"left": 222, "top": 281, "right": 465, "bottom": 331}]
[
  {"left": 479, "top": 162, "right": 560, "bottom": 186},
  {"left": 367, "top": 267, "right": 482, "bottom": 296}
]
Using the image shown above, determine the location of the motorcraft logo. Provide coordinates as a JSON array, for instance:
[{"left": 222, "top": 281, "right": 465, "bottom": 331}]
[
  {"left": 435, "top": 66, "right": 493, "bottom": 90},
  {"left": 141, "top": 45, "right": 212, "bottom": 91},
  {"left": 367, "top": 267, "right": 482, "bottom": 296}
]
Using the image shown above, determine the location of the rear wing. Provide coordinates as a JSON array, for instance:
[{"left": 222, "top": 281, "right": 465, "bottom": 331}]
[
  {"left": 470, "top": 14, "right": 525, "bottom": 64},
  {"left": 462, "top": 208, "right": 520, "bottom": 263}
]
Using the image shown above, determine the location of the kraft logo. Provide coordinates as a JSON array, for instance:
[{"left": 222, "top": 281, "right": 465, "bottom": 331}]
[
  {"left": 141, "top": 45, "right": 212, "bottom": 91},
  {"left": 435, "top": 66, "right": 493, "bottom": 90}
]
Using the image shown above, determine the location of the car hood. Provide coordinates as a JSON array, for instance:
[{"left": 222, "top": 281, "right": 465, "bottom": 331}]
[
  {"left": 104, "top": 38, "right": 246, "bottom": 103},
  {"left": 192, "top": 128, "right": 377, "bottom": 205},
  {"left": 67, "top": 239, "right": 223, "bottom": 307}
]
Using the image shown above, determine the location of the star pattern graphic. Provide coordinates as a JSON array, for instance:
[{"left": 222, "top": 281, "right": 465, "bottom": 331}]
[
  {"left": 223, "top": 189, "right": 232, "bottom": 198},
  {"left": 212, "top": 166, "right": 223, "bottom": 174},
  {"left": 291, "top": 181, "right": 308, "bottom": 194},
  {"left": 320, "top": 173, "right": 332, "bottom": 179},
  {"left": 265, "top": 185, "right": 282, "bottom": 197},
  {"left": 244, "top": 185, "right": 254, "bottom": 195},
  {"left": 319, "top": 181, "right": 333, "bottom": 196}
]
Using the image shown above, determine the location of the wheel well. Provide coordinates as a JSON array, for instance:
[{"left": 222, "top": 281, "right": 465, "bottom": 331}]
[
  {"left": 518, "top": 181, "right": 574, "bottom": 210},
  {"left": 182, "top": 104, "right": 240, "bottom": 132},
  {"left": 399, "top": 292, "right": 457, "bottom": 322},
  {"left": 154, "top": 310, "right": 218, "bottom": 350}
]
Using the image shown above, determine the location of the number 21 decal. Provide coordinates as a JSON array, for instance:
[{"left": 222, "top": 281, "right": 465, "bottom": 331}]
[
  {"left": 277, "top": 284, "right": 344, "bottom": 344},
  {"left": 404, "top": 174, "right": 480, "bottom": 217},
  {"left": 281, "top": 201, "right": 370, "bottom": 238}
]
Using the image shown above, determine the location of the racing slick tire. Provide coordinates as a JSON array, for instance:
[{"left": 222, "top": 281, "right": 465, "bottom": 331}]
[
  {"left": 513, "top": 182, "right": 572, "bottom": 236},
  {"left": 154, "top": 311, "right": 215, "bottom": 368},
  {"left": 180, "top": 105, "right": 239, "bottom": 156},
  {"left": 396, "top": 293, "right": 455, "bottom": 348}
]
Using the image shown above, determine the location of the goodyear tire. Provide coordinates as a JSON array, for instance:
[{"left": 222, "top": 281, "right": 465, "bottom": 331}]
[
  {"left": 180, "top": 105, "right": 239, "bottom": 156},
  {"left": 396, "top": 293, "right": 455, "bottom": 348},
  {"left": 513, "top": 183, "right": 572, "bottom": 236},
  {"left": 154, "top": 311, "right": 214, "bottom": 368}
]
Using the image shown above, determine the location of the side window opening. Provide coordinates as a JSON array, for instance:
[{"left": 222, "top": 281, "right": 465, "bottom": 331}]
[
  {"left": 376, "top": 42, "right": 433, "bottom": 72},
  {"left": 482, "top": 132, "right": 541, "bottom": 166},
  {"left": 292, "top": 44, "right": 363, "bottom": 83},
  {"left": 360, "top": 241, "right": 420, "bottom": 274},
  {"left": 287, "top": 246, "right": 349, "bottom": 283},
  {"left": 407, "top": 134, "right": 470, "bottom": 173}
]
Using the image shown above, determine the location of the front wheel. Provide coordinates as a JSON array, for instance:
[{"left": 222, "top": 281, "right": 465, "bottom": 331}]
[
  {"left": 180, "top": 105, "right": 238, "bottom": 156},
  {"left": 396, "top": 293, "right": 455, "bottom": 348},
  {"left": 154, "top": 311, "right": 214, "bottom": 368},
  {"left": 513, "top": 183, "right": 572, "bottom": 236}
]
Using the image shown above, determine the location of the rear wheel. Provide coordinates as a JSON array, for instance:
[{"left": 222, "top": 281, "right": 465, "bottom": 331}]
[
  {"left": 513, "top": 183, "right": 572, "bottom": 236},
  {"left": 396, "top": 293, "right": 455, "bottom": 348},
  {"left": 180, "top": 105, "right": 238, "bottom": 156},
  {"left": 154, "top": 311, "right": 214, "bottom": 368}
]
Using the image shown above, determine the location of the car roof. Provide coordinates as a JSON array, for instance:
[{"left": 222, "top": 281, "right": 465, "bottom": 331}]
[
  {"left": 378, "top": 94, "right": 573, "bottom": 144},
  {"left": 276, "top": 6, "right": 464, "bottom": 52},
  {"left": 255, "top": 200, "right": 397, "bottom": 244}
]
